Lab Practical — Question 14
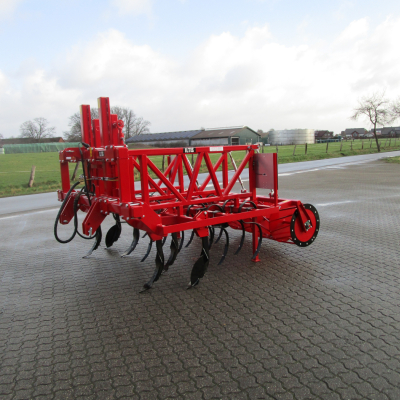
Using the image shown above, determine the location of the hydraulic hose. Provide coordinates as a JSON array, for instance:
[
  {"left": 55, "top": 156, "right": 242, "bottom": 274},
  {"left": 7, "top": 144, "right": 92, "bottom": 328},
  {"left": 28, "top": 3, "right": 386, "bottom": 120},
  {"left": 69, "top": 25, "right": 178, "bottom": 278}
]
[
  {"left": 73, "top": 187, "right": 96, "bottom": 240},
  {"left": 54, "top": 181, "right": 81, "bottom": 244}
]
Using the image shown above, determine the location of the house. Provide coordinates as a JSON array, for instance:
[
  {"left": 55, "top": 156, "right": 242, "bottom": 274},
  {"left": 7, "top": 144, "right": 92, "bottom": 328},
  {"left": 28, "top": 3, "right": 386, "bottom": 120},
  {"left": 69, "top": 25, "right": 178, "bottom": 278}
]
[
  {"left": 343, "top": 128, "right": 369, "bottom": 139},
  {"left": 315, "top": 130, "right": 334, "bottom": 140},
  {"left": 380, "top": 126, "right": 400, "bottom": 137}
]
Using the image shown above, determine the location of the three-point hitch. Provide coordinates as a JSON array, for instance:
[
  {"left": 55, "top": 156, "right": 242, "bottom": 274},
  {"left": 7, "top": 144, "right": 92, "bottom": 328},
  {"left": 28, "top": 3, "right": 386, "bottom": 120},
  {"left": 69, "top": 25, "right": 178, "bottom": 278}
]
[{"left": 54, "top": 97, "right": 320, "bottom": 291}]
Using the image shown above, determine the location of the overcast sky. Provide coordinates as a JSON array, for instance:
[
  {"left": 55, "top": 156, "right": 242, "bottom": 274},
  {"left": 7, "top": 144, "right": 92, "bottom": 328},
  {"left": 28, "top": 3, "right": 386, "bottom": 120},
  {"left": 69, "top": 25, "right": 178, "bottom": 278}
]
[{"left": 1, "top": 0, "right": 400, "bottom": 138}]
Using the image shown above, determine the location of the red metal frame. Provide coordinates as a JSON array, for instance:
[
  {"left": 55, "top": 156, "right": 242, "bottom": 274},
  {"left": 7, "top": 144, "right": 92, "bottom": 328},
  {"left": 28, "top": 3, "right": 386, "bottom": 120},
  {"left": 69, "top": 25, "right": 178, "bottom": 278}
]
[{"left": 57, "top": 97, "right": 318, "bottom": 262}]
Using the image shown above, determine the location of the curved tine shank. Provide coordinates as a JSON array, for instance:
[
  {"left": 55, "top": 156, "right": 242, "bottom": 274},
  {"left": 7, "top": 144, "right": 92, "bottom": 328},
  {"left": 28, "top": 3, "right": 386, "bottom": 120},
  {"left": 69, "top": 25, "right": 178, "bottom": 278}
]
[
  {"left": 83, "top": 227, "right": 102, "bottom": 258},
  {"left": 142, "top": 232, "right": 148, "bottom": 238},
  {"left": 141, "top": 240, "right": 165, "bottom": 292},
  {"left": 121, "top": 228, "right": 140, "bottom": 257},
  {"left": 208, "top": 226, "right": 215, "bottom": 250},
  {"left": 215, "top": 226, "right": 224, "bottom": 244},
  {"left": 185, "top": 230, "right": 195, "bottom": 248},
  {"left": 217, "top": 228, "right": 230, "bottom": 265},
  {"left": 178, "top": 231, "right": 185, "bottom": 252},
  {"left": 141, "top": 239, "right": 153, "bottom": 262},
  {"left": 162, "top": 236, "right": 167, "bottom": 246},
  {"left": 251, "top": 223, "right": 263, "bottom": 260},
  {"left": 188, "top": 236, "right": 210, "bottom": 289},
  {"left": 234, "top": 220, "right": 246, "bottom": 255},
  {"left": 164, "top": 232, "right": 179, "bottom": 272}
]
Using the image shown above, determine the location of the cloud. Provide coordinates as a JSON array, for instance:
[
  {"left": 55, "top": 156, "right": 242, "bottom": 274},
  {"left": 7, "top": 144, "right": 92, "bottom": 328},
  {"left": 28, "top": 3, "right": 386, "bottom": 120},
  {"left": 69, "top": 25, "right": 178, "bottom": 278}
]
[
  {"left": 0, "top": 0, "right": 23, "bottom": 19},
  {"left": 1, "top": 16, "right": 400, "bottom": 137},
  {"left": 112, "top": 0, "right": 152, "bottom": 16}
]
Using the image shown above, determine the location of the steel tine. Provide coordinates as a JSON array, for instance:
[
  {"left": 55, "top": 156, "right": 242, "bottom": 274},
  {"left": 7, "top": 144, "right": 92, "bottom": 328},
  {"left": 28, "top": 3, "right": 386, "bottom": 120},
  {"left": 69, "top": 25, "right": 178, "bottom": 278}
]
[
  {"left": 251, "top": 223, "right": 263, "bottom": 260},
  {"left": 215, "top": 227, "right": 224, "bottom": 244},
  {"left": 141, "top": 239, "right": 153, "bottom": 262},
  {"left": 142, "top": 232, "right": 148, "bottom": 238},
  {"left": 185, "top": 230, "right": 195, "bottom": 248},
  {"left": 187, "top": 236, "right": 210, "bottom": 289},
  {"left": 208, "top": 226, "right": 215, "bottom": 250},
  {"left": 121, "top": 228, "right": 140, "bottom": 257},
  {"left": 178, "top": 231, "right": 185, "bottom": 252},
  {"left": 234, "top": 220, "right": 246, "bottom": 255},
  {"left": 140, "top": 240, "right": 165, "bottom": 292},
  {"left": 162, "top": 236, "right": 167, "bottom": 246},
  {"left": 83, "top": 227, "right": 102, "bottom": 258},
  {"left": 217, "top": 228, "right": 229, "bottom": 265},
  {"left": 164, "top": 232, "right": 179, "bottom": 272}
]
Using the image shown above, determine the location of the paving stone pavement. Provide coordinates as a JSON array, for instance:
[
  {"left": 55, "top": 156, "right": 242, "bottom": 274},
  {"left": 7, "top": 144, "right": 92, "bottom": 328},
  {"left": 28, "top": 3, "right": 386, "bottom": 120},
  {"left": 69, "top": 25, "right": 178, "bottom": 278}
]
[{"left": 1, "top": 160, "right": 400, "bottom": 400}]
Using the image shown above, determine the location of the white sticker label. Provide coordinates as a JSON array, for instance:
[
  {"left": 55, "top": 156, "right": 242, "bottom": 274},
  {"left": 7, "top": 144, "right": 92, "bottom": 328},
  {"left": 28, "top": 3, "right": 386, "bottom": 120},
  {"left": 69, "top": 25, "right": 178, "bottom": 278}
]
[
  {"left": 210, "top": 146, "right": 223, "bottom": 152},
  {"left": 183, "top": 147, "right": 195, "bottom": 153}
]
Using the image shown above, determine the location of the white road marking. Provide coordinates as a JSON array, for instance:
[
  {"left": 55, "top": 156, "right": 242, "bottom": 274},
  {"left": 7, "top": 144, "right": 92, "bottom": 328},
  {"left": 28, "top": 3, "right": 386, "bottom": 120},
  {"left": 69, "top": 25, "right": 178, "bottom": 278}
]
[
  {"left": 316, "top": 200, "right": 354, "bottom": 207},
  {"left": 0, "top": 208, "right": 58, "bottom": 220}
]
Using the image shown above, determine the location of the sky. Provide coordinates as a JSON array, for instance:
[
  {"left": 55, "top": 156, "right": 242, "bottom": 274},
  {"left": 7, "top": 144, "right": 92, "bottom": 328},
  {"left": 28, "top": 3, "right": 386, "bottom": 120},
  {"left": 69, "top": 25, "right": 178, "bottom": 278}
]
[{"left": 1, "top": 0, "right": 400, "bottom": 138}]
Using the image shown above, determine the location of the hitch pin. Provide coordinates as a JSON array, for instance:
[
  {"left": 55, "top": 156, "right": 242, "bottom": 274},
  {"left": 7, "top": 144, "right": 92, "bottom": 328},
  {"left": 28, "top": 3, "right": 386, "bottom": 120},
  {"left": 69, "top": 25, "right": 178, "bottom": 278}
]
[{"left": 89, "top": 227, "right": 93, "bottom": 236}]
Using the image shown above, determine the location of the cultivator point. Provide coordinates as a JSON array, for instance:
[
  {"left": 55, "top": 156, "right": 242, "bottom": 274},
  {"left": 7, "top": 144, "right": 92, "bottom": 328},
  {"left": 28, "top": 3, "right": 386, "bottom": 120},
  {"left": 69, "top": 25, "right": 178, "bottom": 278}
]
[{"left": 54, "top": 97, "right": 320, "bottom": 290}]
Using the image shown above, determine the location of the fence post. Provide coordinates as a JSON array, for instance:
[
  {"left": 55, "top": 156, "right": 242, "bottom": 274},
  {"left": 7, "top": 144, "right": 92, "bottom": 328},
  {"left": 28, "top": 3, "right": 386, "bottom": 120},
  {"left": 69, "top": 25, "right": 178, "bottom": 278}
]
[
  {"left": 340, "top": 141, "right": 342, "bottom": 151},
  {"left": 28, "top": 165, "right": 36, "bottom": 188},
  {"left": 162, "top": 155, "right": 165, "bottom": 172},
  {"left": 361, "top": 141, "right": 363, "bottom": 150},
  {"left": 293, "top": 144, "right": 296, "bottom": 156},
  {"left": 351, "top": 141, "right": 353, "bottom": 151},
  {"left": 326, "top": 142, "right": 329, "bottom": 153},
  {"left": 389, "top": 138, "right": 391, "bottom": 147},
  {"left": 370, "top": 141, "right": 372, "bottom": 148},
  {"left": 276, "top": 145, "right": 278, "bottom": 153},
  {"left": 305, "top": 142, "right": 307, "bottom": 155}
]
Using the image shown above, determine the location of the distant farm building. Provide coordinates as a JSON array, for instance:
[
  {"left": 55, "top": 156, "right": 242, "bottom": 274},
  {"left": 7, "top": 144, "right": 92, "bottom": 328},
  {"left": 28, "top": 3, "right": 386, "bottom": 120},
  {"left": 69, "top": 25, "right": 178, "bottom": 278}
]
[{"left": 125, "top": 127, "right": 261, "bottom": 148}]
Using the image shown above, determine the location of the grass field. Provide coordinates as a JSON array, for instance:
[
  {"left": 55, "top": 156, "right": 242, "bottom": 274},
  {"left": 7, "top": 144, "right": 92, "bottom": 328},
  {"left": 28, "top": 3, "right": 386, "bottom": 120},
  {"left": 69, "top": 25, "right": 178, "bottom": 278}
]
[
  {"left": 384, "top": 156, "right": 400, "bottom": 164},
  {"left": 1, "top": 138, "right": 399, "bottom": 198}
]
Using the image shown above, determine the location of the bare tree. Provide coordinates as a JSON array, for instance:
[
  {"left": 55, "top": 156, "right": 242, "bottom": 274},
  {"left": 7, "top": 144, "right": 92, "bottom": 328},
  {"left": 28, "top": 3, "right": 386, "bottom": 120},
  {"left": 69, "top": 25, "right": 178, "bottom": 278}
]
[
  {"left": 351, "top": 92, "right": 394, "bottom": 152},
  {"left": 64, "top": 109, "right": 99, "bottom": 142},
  {"left": 111, "top": 106, "right": 150, "bottom": 138},
  {"left": 391, "top": 97, "right": 400, "bottom": 120},
  {"left": 64, "top": 106, "right": 150, "bottom": 142},
  {"left": 20, "top": 118, "right": 56, "bottom": 141}
]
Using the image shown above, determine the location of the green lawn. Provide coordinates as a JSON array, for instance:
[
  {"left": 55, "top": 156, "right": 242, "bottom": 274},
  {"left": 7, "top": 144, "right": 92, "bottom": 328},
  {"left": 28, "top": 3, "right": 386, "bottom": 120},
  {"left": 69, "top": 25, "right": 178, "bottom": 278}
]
[{"left": 1, "top": 138, "right": 399, "bottom": 198}]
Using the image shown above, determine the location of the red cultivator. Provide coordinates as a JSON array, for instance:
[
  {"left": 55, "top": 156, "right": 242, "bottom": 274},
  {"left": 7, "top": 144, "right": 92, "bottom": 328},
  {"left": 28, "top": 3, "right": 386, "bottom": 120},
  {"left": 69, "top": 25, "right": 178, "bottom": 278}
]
[{"left": 54, "top": 97, "right": 320, "bottom": 290}]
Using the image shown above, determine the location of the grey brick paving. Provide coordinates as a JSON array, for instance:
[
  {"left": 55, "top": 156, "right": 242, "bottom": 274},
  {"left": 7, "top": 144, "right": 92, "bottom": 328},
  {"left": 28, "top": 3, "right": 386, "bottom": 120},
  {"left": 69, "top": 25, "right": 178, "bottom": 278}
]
[{"left": 1, "top": 160, "right": 400, "bottom": 399}]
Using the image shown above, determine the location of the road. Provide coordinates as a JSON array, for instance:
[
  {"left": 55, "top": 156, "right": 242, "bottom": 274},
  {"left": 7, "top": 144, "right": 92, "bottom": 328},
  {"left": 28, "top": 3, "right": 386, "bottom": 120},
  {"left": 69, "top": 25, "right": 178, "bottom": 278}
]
[
  {"left": 1, "top": 150, "right": 399, "bottom": 216},
  {"left": 1, "top": 158, "right": 400, "bottom": 399}
]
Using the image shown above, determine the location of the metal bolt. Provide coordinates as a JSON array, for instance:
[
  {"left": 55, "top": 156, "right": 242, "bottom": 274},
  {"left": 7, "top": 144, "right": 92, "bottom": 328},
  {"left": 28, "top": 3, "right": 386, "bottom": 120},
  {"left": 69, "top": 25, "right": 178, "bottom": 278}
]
[
  {"left": 111, "top": 158, "right": 114, "bottom": 162},
  {"left": 110, "top": 145, "right": 113, "bottom": 149},
  {"left": 126, "top": 204, "right": 128, "bottom": 208},
  {"left": 100, "top": 210, "right": 103, "bottom": 213},
  {"left": 126, "top": 217, "right": 129, "bottom": 220},
  {"left": 105, "top": 212, "right": 108, "bottom": 215},
  {"left": 106, "top": 159, "right": 109, "bottom": 162},
  {"left": 63, "top": 220, "right": 68, "bottom": 223}
]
